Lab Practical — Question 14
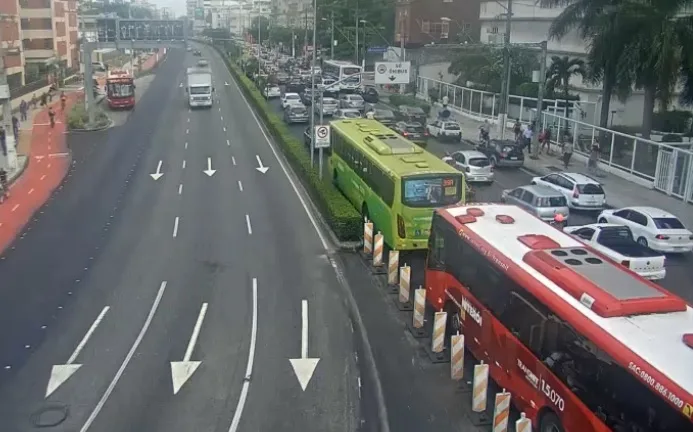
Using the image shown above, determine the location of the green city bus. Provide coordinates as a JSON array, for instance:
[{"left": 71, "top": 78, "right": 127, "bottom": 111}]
[{"left": 328, "top": 119, "right": 465, "bottom": 251}]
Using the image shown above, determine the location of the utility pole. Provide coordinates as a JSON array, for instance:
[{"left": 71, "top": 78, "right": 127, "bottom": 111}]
[
  {"left": 498, "top": 0, "right": 513, "bottom": 140},
  {"left": 354, "top": 4, "right": 359, "bottom": 65},
  {"left": 257, "top": 16, "right": 261, "bottom": 78},
  {"left": 400, "top": 13, "right": 406, "bottom": 94},
  {"left": 309, "top": 0, "right": 317, "bottom": 169},
  {"left": 330, "top": 11, "right": 335, "bottom": 59},
  {"left": 531, "top": 41, "right": 548, "bottom": 160},
  {"left": 303, "top": 9, "right": 308, "bottom": 56}
]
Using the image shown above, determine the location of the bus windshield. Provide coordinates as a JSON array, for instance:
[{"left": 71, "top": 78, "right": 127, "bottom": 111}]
[
  {"left": 107, "top": 83, "right": 133, "bottom": 98},
  {"left": 402, "top": 175, "right": 461, "bottom": 207},
  {"left": 343, "top": 67, "right": 361, "bottom": 76}
]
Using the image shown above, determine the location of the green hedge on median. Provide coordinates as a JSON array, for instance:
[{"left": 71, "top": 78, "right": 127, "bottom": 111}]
[
  {"left": 388, "top": 94, "right": 431, "bottom": 116},
  {"left": 210, "top": 46, "right": 361, "bottom": 241}
]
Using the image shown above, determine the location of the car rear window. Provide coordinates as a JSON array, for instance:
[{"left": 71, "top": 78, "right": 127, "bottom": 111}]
[
  {"left": 577, "top": 183, "right": 605, "bottom": 194},
  {"left": 445, "top": 124, "right": 461, "bottom": 130},
  {"left": 653, "top": 217, "right": 685, "bottom": 229},
  {"left": 375, "top": 110, "right": 394, "bottom": 117},
  {"left": 291, "top": 106, "right": 306, "bottom": 113},
  {"left": 502, "top": 145, "right": 520, "bottom": 153},
  {"left": 468, "top": 157, "right": 490, "bottom": 167},
  {"left": 536, "top": 196, "right": 568, "bottom": 207},
  {"left": 406, "top": 125, "right": 425, "bottom": 133}
]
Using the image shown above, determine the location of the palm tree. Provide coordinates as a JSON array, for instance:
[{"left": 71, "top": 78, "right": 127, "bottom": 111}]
[{"left": 546, "top": 56, "right": 586, "bottom": 116}]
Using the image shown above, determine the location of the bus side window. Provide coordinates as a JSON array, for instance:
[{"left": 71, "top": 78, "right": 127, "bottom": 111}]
[{"left": 499, "top": 292, "right": 547, "bottom": 356}]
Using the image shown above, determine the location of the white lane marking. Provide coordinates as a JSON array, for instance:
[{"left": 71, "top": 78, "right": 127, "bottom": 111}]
[
  {"left": 227, "top": 278, "right": 258, "bottom": 432},
  {"left": 245, "top": 215, "right": 252, "bottom": 235},
  {"left": 185, "top": 303, "right": 208, "bottom": 361},
  {"left": 182, "top": 160, "right": 186, "bottom": 169},
  {"left": 173, "top": 216, "right": 180, "bottom": 238},
  {"left": 226, "top": 139, "right": 230, "bottom": 146},
  {"left": 11, "top": 204, "right": 19, "bottom": 212},
  {"left": 186, "top": 129, "right": 189, "bottom": 134},
  {"left": 69, "top": 306, "right": 110, "bottom": 364},
  {"left": 185, "top": 142, "right": 188, "bottom": 149},
  {"left": 223, "top": 127, "right": 226, "bottom": 132},
  {"left": 28, "top": 188, "right": 34, "bottom": 195},
  {"left": 220, "top": 116, "right": 223, "bottom": 121},
  {"left": 231, "top": 156, "right": 236, "bottom": 166},
  {"left": 178, "top": 184, "right": 183, "bottom": 195},
  {"left": 187, "top": 118, "right": 190, "bottom": 123},
  {"left": 47, "top": 163, "right": 51, "bottom": 168},
  {"left": 40, "top": 174, "right": 46, "bottom": 181},
  {"left": 227, "top": 73, "right": 328, "bottom": 249},
  {"left": 79, "top": 282, "right": 167, "bottom": 432},
  {"left": 238, "top": 180, "right": 243, "bottom": 192}
]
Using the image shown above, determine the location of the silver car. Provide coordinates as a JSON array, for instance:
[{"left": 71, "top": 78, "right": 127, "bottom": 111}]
[
  {"left": 333, "top": 109, "right": 362, "bottom": 119},
  {"left": 442, "top": 150, "right": 494, "bottom": 183},
  {"left": 314, "top": 97, "right": 339, "bottom": 116},
  {"left": 339, "top": 94, "right": 365, "bottom": 111},
  {"left": 501, "top": 184, "right": 570, "bottom": 221}
]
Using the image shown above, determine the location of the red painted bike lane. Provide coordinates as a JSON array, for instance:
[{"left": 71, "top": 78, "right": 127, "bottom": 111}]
[{"left": 0, "top": 93, "right": 80, "bottom": 253}]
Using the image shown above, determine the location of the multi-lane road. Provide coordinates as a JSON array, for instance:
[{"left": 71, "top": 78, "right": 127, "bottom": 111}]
[{"left": 0, "top": 45, "right": 365, "bottom": 432}]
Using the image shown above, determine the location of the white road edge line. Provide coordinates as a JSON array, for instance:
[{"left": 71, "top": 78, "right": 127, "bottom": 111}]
[
  {"left": 226, "top": 139, "right": 230, "bottom": 146},
  {"left": 231, "top": 156, "right": 236, "bottom": 166},
  {"left": 173, "top": 216, "right": 180, "bottom": 238},
  {"left": 79, "top": 282, "right": 167, "bottom": 432},
  {"left": 68, "top": 306, "right": 110, "bottom": 364},
  {"left": 227, "top": 278, "right": 258, "bottom": 432},
  {"left": 228, "top": 73, "right": 328, "bottom": 249},
  {"left": 245, "top": 214, "right": 252, "bottom": 235},
  {"left": 238, "top": 180, "right": 243, "bottom": 191}
]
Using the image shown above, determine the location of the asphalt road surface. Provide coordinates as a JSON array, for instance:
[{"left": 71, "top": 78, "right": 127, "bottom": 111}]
[{"left": 0, "top": 46, "right": 363, "bottom": 432}]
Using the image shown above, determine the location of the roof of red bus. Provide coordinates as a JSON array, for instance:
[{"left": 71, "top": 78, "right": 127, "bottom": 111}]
[{"left": 438, "top": 203, "right": 693, "bottom": 405}]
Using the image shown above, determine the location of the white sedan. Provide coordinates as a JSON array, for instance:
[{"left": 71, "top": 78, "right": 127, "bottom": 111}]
[
  {"left": 280, "top": 92, "right": 302, "bottom": 109},
  {"left": 597, "top": 206, "right": 693, "bottom": 253},
  {"left": 264, "top": 86, "right": 281, "bottom": 98}
]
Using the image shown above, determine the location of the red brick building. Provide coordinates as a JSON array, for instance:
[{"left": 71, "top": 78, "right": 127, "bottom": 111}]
[{"left": 394, "top": 0, "right": 481, "bottom": 47}]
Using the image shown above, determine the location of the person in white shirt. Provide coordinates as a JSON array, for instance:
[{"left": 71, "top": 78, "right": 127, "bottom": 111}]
[{"left": 523, "top": 124, "right": 534, "bottom": 152}]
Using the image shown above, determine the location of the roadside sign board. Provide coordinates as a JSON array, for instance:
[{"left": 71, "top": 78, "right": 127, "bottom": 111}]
[
  {"left": 374, "top": 61, "right": 411, "bottom": 84},
  {"left": 367, "top": 46, "right": 388, "bottom": 54},
  {"left": 314, "top": 125, "right": 331, "bottom": 149}
]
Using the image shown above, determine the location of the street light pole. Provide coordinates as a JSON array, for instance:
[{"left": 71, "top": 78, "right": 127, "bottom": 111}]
[
  {"left": 498, "top": 0, "right": 513, "bottom": 140},
  {"left": 257, "top": 16, "right": 261, "bottom": 78},
  {"left": 531, "top": 41, "right": 548, "bottom": 159},
  {"left": 330, "top": 11, "right": 335, "bottom": 59},
  {"left": 310, "top": 0, "right": 317, "bottom": 169},
  {"left": 355, "top": 4, "right": 359, "bottom": 65}
]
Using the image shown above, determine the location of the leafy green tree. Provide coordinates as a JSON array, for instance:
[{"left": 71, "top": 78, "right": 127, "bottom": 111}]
[
  {"left": 546, "top": 56, "right": 586, "bottom": 109},
  {"left": 447, "top": 46, "right": 539, "bottom": 93}
]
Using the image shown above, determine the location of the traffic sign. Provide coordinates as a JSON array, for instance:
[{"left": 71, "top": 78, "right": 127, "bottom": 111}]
[
  {"left": 368, "top": 46, "right": 388, "bottom": 54},
  {"left": 314, "top": 125, "right": 331, "bottom": 149},
  {"left": 374, "top": 61, "right": 411, "bottom": 85}
]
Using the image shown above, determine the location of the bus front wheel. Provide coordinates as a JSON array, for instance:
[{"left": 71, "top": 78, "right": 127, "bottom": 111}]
[{"left": 539, "top": 411, "right": 564, "bottom": 432}]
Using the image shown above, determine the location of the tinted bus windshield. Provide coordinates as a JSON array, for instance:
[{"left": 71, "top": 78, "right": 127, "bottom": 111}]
[
  {"left": 402, "top": 175, "right": 462, "bottom": 207},
  {"left": 107, "top": 83, "right": 133, "bottom": 98}
]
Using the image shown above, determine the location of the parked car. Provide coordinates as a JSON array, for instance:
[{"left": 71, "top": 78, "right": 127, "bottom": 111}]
[
  {"left": 476, "top": 139, "right": 524, "bottom": 168},
  {"left": 392, "top": 122, "right": 429, "bottom": 147},
  {"left": 358, "top": 85, "right": 379, "bottom": 103},
  {"left": 564, "top": 224, "right": 667, "bottom": 280},
  {"left": 339, "top": 94, "right": 365, "bottom": 111},
  {"left": 396, "top": 105, "right": 427, "bottom": 124},
  {"left": 597, "top": 207, "right": 693, "bottom": 253},
  {"left": 372, "top": 109, "right": 396, "bottom": 127},
  {"left": 333, "top": 109, "right": 362, "bottom": 119},
  {"left": 442, "top": 150, "right": 494, "bottom": 183},
  {"left": 280, "top": 92, "right": 302, "bottom": 109},
  {"left": 314, "top": 97, "right": 339, "bottom": 116},
  {"left": 284, "top": 104, "right": 309, "bottom": 124},
  {"left": 532, "top": 172, "right": 606, "bottom": 210},
  {"left": 500, "top": 184, "right": 569, "bottom": 221},
  {"left": 263, "top": 85, "right": 281, "bottom": 99},
  {"left": 426, "top": 120, "right": 462, "bottom": 142}
]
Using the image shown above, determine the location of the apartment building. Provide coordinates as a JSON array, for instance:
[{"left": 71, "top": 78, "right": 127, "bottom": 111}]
[
  {"left": 1, "top": 0, "right": 24, "bottom": 90},
  {"left": 395, "top": 0, "right": 481, "bottom": 47}
]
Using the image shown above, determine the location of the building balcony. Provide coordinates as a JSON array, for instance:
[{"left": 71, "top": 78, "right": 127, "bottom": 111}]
[
  {"left": 23, "top": 48, "right": 54, "bottom": 60},
  {"left": 479, "top": 1, "right": 563, "bottom": 21},
  {"left": 22, "top": 29, "right": 53, "bottom": 39},
  {"left": 19, "top": 7, "right": 51, "bottom": 19}
]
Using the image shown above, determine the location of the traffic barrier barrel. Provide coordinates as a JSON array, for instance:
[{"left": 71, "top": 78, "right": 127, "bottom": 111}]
[
  {"left": 363, "top": 221, "right": 373, "bottom": 256},
  {"left": 492, "top": 389, "right": 511, "bottom": 432},
  {"left": 373, "top": 232, "right": 384, "bottom": 267},
  {"left": 387, "top": 250, "right": 399, "bottom": 285},
  {"left": 431, "top": 311, "right": 447, "bottom": 354},
  {"left": 450, "top": 333, "right": 465, "bottom": 380},
  {"left": 515, "top": 413, "right": 531, "bottom": 432},
  {"left": 472, "top": 361, "right": 489, "bottom": 413},
  {"left": 398, "top": 264, "right": 411, "bottom": 303},
  {"left": 413, "top": 288, "right": 425, "bottom": 328}
]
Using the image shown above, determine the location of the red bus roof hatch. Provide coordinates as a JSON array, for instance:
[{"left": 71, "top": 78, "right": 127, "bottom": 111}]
[{"left": 684, "top": 334, "right": 693, "bottom": 349}]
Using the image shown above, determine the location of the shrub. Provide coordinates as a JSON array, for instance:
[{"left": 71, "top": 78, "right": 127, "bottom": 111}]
[
  {"left": 652, "top": 110, "right": 692, "bottom": 133},
  {"left": 212, "top": 47, "right": 361, "bottom": 241},
  {"left": 388, "top": 94, "right": 431, "bottom": 115},
  {"left": 67, "top": 101, "right": 109, "bottom": 130}
]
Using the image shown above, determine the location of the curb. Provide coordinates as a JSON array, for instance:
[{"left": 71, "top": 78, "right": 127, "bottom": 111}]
[{"left": 8, "top": 155, "right": 30, "bottom": 187}]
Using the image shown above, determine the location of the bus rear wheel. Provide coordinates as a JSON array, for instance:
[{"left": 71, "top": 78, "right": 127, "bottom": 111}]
[{"left": 539, "top": 411, "right": 564, "bottom": 432}]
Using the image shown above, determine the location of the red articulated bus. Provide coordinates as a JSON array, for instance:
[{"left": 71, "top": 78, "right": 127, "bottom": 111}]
[
  {"left": 105, "top": 70, "right": 135, "bottom": 109},
  {"left": 425, "top": 203, "right": 693, "bottom": 432}
]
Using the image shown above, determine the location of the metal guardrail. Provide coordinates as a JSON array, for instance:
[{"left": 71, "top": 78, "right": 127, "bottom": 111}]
[{"left": 10, "top": 78, "right": 49, "bottom": 99}]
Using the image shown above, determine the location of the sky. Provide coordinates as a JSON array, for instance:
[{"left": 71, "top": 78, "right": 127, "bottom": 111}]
[{"left": 149, "top": 0, "right": 187, "bottom": 16}]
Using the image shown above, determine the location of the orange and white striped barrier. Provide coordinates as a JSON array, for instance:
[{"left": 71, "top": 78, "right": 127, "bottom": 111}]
[
  {"left": 363, "top": 220, "right": 373, "bottom": 256},
  {"left": 431, "top": 311, "right": 447, "bottom": 354},
  {"left": 413, "top": 288, "right": 425, "bottom": 328},
  {"left": 387, "top": 250, "right": 399, "bottom": 285},
  {"left": 398, "top": 264, "right": 410, "bottom": 304},
  {"left": 492, "top": 389, "right": 511, "bottom": 432},
  {"left": 451, "top": 333, "right": 465, "bottom": 380},
  {"left": 515, "top": 413, "right": 532, "bottom": 432},
  {"left": 472, "top": 361, "right": 489, "bottom": 413},
  {"left": 372, "top": 232, "right": 384, "bottom": 267}
]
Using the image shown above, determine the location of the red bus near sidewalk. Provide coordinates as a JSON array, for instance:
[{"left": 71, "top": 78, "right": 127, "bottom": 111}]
[
  {"left": 425, "top": 204, "right": 693, "bottom": 432},
  {"left": 105, "top": 70, "right": 135, "bottom": 109}
]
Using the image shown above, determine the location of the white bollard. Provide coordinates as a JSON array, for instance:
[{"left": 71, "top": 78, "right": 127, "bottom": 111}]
[
  {"left": 515, "top": 413, "right": 532, "bottom": 432},
  {"left": 398, "top": 264, "right": 410, "bottom": 304},
  {"left": 387, "top": 250, "right": 399, "bottom": 285},
  {"left": 492, "top": 389, "right": 511, "bottom": 432},
  {"left": 363, "top": 221, "right": 373, "bottom": 256},
  {"left": 373, "top": 232, "right": 384, "bottom": 267},
  {"left": 431, "top": 311, "right": 447, "bottom": 354},
  {"left": 451, "top": 333, "right": 465, "bottom": 380},
  {"left": 412, "top": 288, "right": 425, "bottom": 328},
  {"left": 472, "top": 361, "right": 489, "bottom": 413}
]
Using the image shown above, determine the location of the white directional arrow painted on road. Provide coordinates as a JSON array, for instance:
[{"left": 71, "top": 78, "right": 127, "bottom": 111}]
[
  {"left": 46, "top": 306, "right": 110, "bottom": 398},
  {"left": 289, "top": 300, "right": 320, "bottom": 391},
  {"left": 203, "top": 157, "right": 216, "bottom": 176},
  {"left": 255, "top": 155, "right": 269, "bottom": 174},
  {"left": 171, "top": 303, "right": 208, "bottom": 394},
  {"left": 225, "top": 81, "right": 229, "bottom": 86},
  {"left": 150, "top": 160, "right": 164, "bottom": 180},
  {"left": 179, "top": 82, "right": 183, "bottom": 88}
]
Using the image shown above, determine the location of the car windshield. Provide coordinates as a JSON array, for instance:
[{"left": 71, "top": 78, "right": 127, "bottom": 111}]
[
  {"left": 653, "top": 217, "right": 685, "bottom": 229},
  {"left": 536, "top": 196, "right": 568, "bottom": 207},
  {"left": 468, "top": 157, "right": 490, "bottom": 167},
  {"left": 577, "top": 183, "right": 605, "bottom": 194},
  {"left": 402, "top": 175, "right": 462, "bottom": 208},
  {"left": 323, "top": 99, "right": 337, "bottom": 105},
  {"left": 286, "top": 94, "right": 300, "bottom": 100}
]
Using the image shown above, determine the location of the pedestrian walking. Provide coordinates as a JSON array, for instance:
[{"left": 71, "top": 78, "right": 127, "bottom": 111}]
[
  {"left": 20, "top": 100, "right": 28, "bottom": 122},
  {"left": 12, "top": 116, "right": 19, "bottom": 139},
  {"left": 523, "top": 123, "right": 534, "bottom": 153},
  {"left": 0, "top": 167, "right": 9, "bottom": 203},
  {"left": 30, "top": 94, "right": 38, "bottom": 109},
  {"left": 540, "top": 127, "right": 552, "bottom": 155},
  {"left": 0, "top": 126, "right": 6, "bottom": 157},
  {"left": 513, "top": 119, "right": 522, "bottom": 142},
  {"left": 588, "top": 138, "right": 600, "bottom": 173},
  {"left": 40, "top": 92, "right": 47, "bottom": 107},
  {"left": 562, "top": 140, "right": 574, "bottom": 169},
  {"left": 60, "top": 91, "right": 67, "bottom": 112},
  {"left": 48, "top": 107, "right": 56, "bottom": 128}
]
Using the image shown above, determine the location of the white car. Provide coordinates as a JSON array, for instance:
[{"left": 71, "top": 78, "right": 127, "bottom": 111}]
[
  {"left": 427, "top": 120, "right": 462, "bottom": 142},
  {"left": 280, "top": 92, "right": 302, "bottom": 109},
  {"left": 597, "top": 207, "right": 693, "bottom": 253},
  {"left": 531, "top": 172, "right": 606, "bottom": 210},
  {"left": 263, "top": 86, "right": 281, "bottom": 98},
  {"left": 564, "top": 223, "right": 667, "bottom": 280},
  {"left": 442, "top": 150, "right": 494, "bottom": 183},
  {"left": 333, "top": 109, "right": 362, "bottom": 119}
]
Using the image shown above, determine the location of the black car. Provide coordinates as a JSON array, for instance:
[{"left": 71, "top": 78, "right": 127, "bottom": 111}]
[
  {"left": 372, "top": 109, "right": 396, "bottom": 127},
  {"left": 193, "top": 50, "right": 202, "bottom": 56},
  {"left": 392, "top": 121, "right": 429, "bottom": 147},
  {"left": 475, "top": 139, "right": 525, "bottom": 167},
  {"left": 396, "top": 105, "right": 427, "bottom": 124},
  {"left": 276, "top": 72, "right": 290, "bottom": 85},
  {"left": 286, "top": 80, "right": 305, "bottom": 94},
  {"left": 300, "top": 88, "right": 319, "bottom": 105},
  {"left": 358, "top": 85, "right": 379, "bottom": 103}
]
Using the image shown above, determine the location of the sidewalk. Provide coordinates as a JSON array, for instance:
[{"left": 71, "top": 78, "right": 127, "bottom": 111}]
[{"left": 380, "top": 94, "right": 693, "bottom": 228}]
